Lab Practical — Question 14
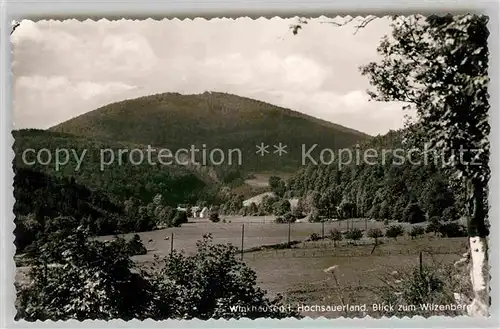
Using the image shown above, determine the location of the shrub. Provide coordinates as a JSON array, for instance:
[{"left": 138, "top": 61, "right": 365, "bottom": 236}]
[
  {"left": 408, "top": 226, "right": 425, "bottom": 239},
  {"left": 442, "top": 207, "right": 459, "bottom": 222},
  {"left": 439, "top": 222, "right": 467, "bottom": 238},
  {"left": 426, "top": 216, "right": 442, "bottom": 235},
  {"left": 378, "top": 200, "right": 391, "bottom": 220},
  {"left": 373, "top": 263, "right": 461, "bottom": 317},
  {"left": 209, "top": 212, "right": 220, "bottom": 223},
  {"left": 339, "top": 201, "right": 356, "bottom": 219},
  {"left": 248, "top": 202, "right": 259, "bottom": 216},
  {"left": 16, "top": 229, "right": 299, "bottom": 321},
  {"left": 273, "top": 199, "right": 291, "bottom": 216},
  {"left": 309, "top": 233, "right": 321, "bottom": 241},
  {"left": 345, "top": 228, "right": 363, "bottom": 242},
  {"left": 275, "top": 213, "right": 296, "bottom": 223},
  {"left": 385, "top": 225, "right": 405, "bottom": 240},
  {"left": 284, "top": 212, "right": 296, "bottom": 223},
  {"left": 126, "top": 234, "right": 147, "bottom": 255},
  {"left": 274, "top": 216, "right": 285, "bottom": 224},
  {"left": 367, "top": 204, "right": 380, "bottom": 219},
  {"left": 172, "top": 211, "right": 188, "bottom": 227},
  {"left": 403, "top": 203, "right": 426, "bottom": 224},
  {"left": 291, "top": 206, "right": 305, "bottom": 219},
  {"left": 155, "top": 234, "right": 300, "bottom": 319},
  {"left": 308, "top": 209, "right": 321, "bottom": 222},
  {"left": 367, "top": 228, "right": 383, "bottom": 244},
  {"left": 328, "top": 229, "right": 343, "bottom": 247}
]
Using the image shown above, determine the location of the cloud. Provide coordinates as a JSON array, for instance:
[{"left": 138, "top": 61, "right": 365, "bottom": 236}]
[
  {"left": 14, "top": 75, "right": 137, "bottom": 129},
  {"left": 243, "top": 89, "right": 408, "bottom": 135},
  {"left": 12, "top": 17, "right": 407, "bottom": 135}
]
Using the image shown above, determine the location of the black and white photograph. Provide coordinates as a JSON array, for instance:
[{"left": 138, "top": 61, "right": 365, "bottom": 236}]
[{"left": 11, "top": 14, "right": 490, "bottom": 320}]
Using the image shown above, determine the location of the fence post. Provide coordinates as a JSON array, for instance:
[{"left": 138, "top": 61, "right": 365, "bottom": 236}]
[
  {"left": 241, "top": 224, "right": 245, "bottom": 260},
  {"left": 170, "top": 232, "right": 174, "bottom": 257},
  {"left": 365, "top": 217, "right": 368, "bottom": 231},
  {"left": 288, "top": 221, "right": 291, "bottom": 247},
  {"left": 419, "top": 251, "right": 423, "bottom": 276},
  {"left": 322, "top": 221, "right": 325, "bottom": 239}
]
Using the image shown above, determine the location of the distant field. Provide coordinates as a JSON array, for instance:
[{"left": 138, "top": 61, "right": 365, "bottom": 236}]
[{"left": 102, "top": 216, "right": 407, "bottom": 258}]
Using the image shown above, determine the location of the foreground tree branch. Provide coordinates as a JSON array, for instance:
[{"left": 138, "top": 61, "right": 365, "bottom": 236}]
[
  {"left": 361, "top": 14, "right": 490, "bottom": 317},
  {"left": 11, "top": 20, "right": 20, "bottom": 35},
  {"left": 290, "top": 15, "right": 377, "bottom": 35},
  {"left": 291, "top": 14, "right": 491, "bottom": 316}
]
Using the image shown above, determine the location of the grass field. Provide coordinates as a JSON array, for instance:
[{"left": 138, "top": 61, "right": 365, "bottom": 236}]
[
  {"left": 103, "top": 216, "right": 406, "bottom": 258},
  {"left": 244, "top": 236, "right": 467, "bottom": 317},
  {"left": 105, "top": 216, "right": 466, "bottom": 318}
]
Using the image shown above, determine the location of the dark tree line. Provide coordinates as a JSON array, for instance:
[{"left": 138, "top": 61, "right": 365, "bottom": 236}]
[{"left": 14, "top": 168, "right": 188, "bottom": 254}]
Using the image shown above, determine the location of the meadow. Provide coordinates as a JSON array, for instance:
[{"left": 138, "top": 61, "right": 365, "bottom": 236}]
[
  {"left": 100, "top": 215, "right": 467, "bottom": 318},
  {"left": 106, "top": 216, "right": 396, "bottom": 258}
]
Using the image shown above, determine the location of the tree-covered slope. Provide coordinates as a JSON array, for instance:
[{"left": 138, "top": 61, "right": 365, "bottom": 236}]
[
  {"left": 285, "top": 129, "right": 463, "bottom": 223},
  {"left": 50, "top": 92, "right": 370, "bottom": 172},
  {"left": 13, "top": 129, "right": 219, "bottom": 206}
]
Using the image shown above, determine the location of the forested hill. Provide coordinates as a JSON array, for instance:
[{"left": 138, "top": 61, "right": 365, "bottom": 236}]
[
  {"left": 49, "top": 92, "right": 370, "bottom": 173},
  {"left": 12, "top": 129, "right": 219, "bottom": 206},
  {"left": 285, "top": 129, "right": 462, "bottom": 223},
  {"left": 13, "top": 167, "right": 125, "bottom": 252}
]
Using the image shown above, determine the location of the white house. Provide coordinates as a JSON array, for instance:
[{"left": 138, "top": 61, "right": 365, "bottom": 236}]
[
  {"left": 191, "top": 206, "right": 200, "bottom": 218},
  {"left": 199, "top": 207, "right": 209, "bottom": 218}
]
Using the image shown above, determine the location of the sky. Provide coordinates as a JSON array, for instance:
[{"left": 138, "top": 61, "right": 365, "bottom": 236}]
[{"left": 12, "top": 16, "right": 410, "bottom": 136}]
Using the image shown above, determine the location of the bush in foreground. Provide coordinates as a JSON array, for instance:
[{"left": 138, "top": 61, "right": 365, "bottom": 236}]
[
  {"left": 16, "top": 229, "right": 298, "bottom": 321},
  {"left": 373, "top": 261, "right": 470, "bottom": 317}
]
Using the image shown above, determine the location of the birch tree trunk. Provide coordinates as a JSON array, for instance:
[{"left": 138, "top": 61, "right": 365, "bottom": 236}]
[{"left": 466, "top": 178, "right": 489, "bottom": 317}]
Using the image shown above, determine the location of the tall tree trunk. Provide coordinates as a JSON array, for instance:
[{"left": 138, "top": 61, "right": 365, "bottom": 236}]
[{"left": 466, "top": 177, "right": 489, "bottom": 316}]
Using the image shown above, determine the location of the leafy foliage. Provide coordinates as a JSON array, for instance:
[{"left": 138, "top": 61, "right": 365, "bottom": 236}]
[
  {"left": 16, "top": 227, "right": 156, "bottom": 321},
  {"left": 285, "top": 130, "right": 460, "bottom": 223},
  {"left": 374, "top": 263, "right": 464, "bottom": 317},
  {"left": 439, "top": 222, "right": 468, "bottom": 238},
  {"left": 16, "top": 230, "right": 298, "bottom": 321},
  {"left": 345, "top": 228, "right": 363, "bottom": 242},
  {"left": 127, "top": 234, "right": 147, "bottom": 256},
  {"left": 209, "top": 212, "right": 220, "bottom": 223},
  {"left": 385, "top": 225, "right": 405, "bottom": 240},
  {"left": 360, "top": 14, "right": 490, "bottom": 237},
  {"left": 403, "top": 203, "right": 426, "bottom": 224},
  {"left": 329, "top": 228, "right": 343, "bottom": 245},
  {"left": 13, "top": 129, "right": 217, "bottom": 206},
  {"left": 367, "top": 228, "right": 384, "bottom": 244},
  {"left": 426, "top": 217, "right": 442, "bottom": 235},
  {"left": 408, "top": 226, "right": 425, "bottom": 239}
]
